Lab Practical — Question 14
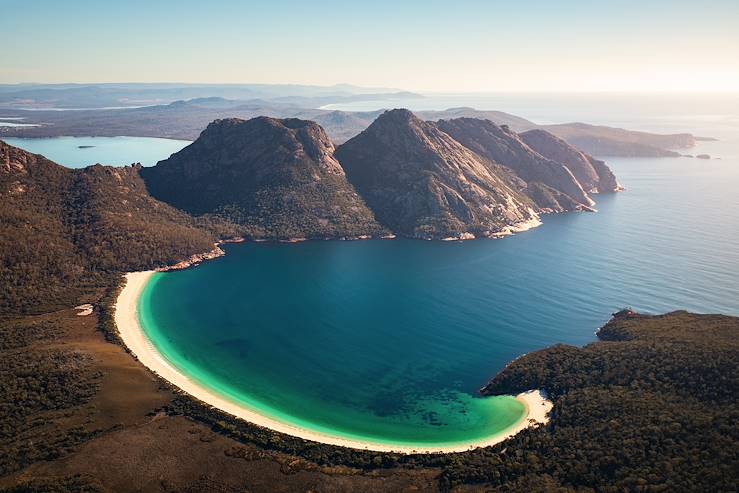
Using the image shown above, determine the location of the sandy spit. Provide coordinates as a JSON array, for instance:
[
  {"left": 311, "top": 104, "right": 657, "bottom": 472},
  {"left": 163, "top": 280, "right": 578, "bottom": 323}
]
[{"left": 114, "top": 270, "right": 552, "bottom": 454}]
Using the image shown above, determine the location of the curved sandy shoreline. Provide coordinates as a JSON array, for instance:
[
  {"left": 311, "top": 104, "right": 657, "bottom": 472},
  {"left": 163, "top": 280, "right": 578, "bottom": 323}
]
[{"left": 114, "top": 270, "right": 552, "bottom": 453}]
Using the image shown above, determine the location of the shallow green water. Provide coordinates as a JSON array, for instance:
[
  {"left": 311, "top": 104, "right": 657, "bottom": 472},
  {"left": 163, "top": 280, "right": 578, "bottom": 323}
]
[{"left": 139, "top": 269, "right": 527, "bottom": 447}]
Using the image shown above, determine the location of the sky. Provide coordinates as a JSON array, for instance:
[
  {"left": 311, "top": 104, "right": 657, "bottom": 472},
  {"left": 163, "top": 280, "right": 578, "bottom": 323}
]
[{"left": 2, "top": 0, "right": 738, "bottom": 92}]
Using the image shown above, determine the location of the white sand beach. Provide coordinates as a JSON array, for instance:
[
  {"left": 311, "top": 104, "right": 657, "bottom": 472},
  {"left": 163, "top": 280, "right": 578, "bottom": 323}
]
[{"left": 114, "top": 270, "right": 553, "bottom": 454}]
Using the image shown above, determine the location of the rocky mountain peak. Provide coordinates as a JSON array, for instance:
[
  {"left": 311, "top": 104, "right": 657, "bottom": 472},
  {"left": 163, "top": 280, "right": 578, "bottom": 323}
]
[
  {"left": 360, "top": 109, "right": 431, "bottom": 142},
  {"left": 335, "top": 110, "right": 539, "bottom": 239},
  {"left": 196, "top": 116, "right": 344, "bottom": 175},
  {"left": 141, "top": 117, "right": 384, "bottom": 239}
]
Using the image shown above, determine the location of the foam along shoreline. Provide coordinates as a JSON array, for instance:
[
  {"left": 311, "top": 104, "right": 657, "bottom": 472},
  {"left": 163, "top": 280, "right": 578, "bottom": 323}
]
[{"left": 114, "top": 270, "right": 553, "bottom": 453}]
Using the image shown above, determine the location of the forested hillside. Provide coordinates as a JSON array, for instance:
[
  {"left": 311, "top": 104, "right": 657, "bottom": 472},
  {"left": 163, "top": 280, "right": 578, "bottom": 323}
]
[
  {"left": 0, "top": 140, "right": 218, "bottom": 316},
  {"left": 469, "top": 310, "right": 739, "bottom": 491}
]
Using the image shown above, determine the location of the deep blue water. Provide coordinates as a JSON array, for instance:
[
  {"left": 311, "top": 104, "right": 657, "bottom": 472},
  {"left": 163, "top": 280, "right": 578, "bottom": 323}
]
[
  {"left": 140, "top": 131, "right": 739, "bottom": 445},
  {"left": 9, "top": 93, "right": 738, "bottom": 446}
]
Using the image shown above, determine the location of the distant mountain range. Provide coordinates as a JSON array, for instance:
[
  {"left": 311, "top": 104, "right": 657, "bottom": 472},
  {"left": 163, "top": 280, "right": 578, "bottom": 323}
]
[
  {"left": 0, "top": 96, "right": 708, "bottom": 157},
  {"left": 0, "top": 82, "right": 421, "bottom": 109}
]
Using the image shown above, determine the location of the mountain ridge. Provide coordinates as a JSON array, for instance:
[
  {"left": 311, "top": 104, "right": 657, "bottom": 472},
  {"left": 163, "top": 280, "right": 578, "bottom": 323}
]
[
  {"left": 140, "top": 117, "right": 387, "bottom": 240},
  {"left": 3, "top": 109, "right": 622, "bottom": 249},
  {"left": 436, "top": 118, "right": 595, "bottom": 212},
  {"left": 335, "top": 109, "right": 542, "bottom": 239}
]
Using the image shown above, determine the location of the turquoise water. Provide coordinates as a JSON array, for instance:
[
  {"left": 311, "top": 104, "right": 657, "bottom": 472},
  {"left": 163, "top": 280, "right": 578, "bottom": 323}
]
[
  {"left": 8, "top": 94, "right": 733, "bottom": 448},
  {"left": 2, "top": 136, "right": 190, "bottom": 168},
  {"left": 138, "top": 132, "right": 739, "bottom": 446},
  {"left": 140, "top": 268, "right": 525, "bottom": 446}
]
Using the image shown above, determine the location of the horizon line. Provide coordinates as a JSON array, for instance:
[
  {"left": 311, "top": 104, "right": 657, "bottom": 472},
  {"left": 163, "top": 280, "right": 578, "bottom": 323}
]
[{"left": 1, "top": 82, "right": 738, "bottom": 96}]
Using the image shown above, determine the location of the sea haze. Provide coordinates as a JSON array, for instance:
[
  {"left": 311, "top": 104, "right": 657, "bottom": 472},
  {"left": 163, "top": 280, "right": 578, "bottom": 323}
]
[{"left": 137, "top": 100, "right": 739, "bottom": 446}]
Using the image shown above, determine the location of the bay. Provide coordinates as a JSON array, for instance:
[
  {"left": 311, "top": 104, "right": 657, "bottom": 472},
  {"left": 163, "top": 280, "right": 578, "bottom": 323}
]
[
  {"left": 139, "top": 133, "right": 739, "bottom": 446},
  {"left": 2, "top": 136, "right": 190, "bottom": 168}
]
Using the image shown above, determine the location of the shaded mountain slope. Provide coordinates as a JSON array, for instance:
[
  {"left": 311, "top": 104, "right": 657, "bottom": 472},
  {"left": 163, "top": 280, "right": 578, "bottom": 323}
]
[
  {"left": 0, "top": 140, "right": 215, "bottom": 315},
  {"left": 141, "top": 117, "right": 385, "bottom": 239}
]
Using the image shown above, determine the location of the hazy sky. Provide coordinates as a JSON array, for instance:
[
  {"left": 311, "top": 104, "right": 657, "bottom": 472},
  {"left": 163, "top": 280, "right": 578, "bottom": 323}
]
[{"left": 2, "top": 0, "right": 738, "bottom": 92}]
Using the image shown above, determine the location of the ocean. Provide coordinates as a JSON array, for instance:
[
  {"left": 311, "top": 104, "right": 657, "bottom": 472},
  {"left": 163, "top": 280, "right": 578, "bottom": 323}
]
[{"left": 13, "top": 92, "right": 739, "bottom": 448}]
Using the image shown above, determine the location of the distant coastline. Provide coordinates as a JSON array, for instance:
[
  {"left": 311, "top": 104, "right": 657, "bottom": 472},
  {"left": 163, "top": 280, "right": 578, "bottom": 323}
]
[{"left": 114, "top": 270, "right": 552, "bottom": 453}]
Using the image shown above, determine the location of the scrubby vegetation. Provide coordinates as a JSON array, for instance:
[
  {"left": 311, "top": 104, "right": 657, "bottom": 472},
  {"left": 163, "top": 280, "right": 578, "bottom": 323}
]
[
  {"left": 0, "top": 475, "right": 103, "bottom": 493},
  {"left": 467, "top": 310, "right": 739, "bottom": 491},
  {"left": 0, "top": 317, "right": 102, "bottom": 476},
  {"left": 161, "top": 311, "right": 739, "bottom": 492},
  {"left": 0, "top": 140, "right": 224, "bottom": 481},
  {"left": 0, "top": 141, "right": 220, "bottom": 316},
  {"left": 204, "top": 178, "right": 387, "bottom": 240}
]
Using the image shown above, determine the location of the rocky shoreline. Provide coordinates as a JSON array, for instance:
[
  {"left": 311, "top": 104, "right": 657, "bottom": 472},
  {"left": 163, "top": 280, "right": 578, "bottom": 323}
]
[{"left": 156, "top": 237, "right": 244, "bottom": 272}]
